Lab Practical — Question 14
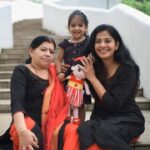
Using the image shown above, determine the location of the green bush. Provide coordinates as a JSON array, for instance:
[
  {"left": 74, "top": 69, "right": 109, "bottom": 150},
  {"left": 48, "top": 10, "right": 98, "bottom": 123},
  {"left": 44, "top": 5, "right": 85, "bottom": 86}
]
[{"left": 122, "top": 0, "right": 150, "bottom": 16}]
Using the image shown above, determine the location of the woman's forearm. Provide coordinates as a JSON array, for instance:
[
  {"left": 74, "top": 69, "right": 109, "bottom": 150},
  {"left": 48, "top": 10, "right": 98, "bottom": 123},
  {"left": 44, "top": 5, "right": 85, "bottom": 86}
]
[
  {"left": 89, "top": 77, "right": 106, "bottom": 99},
  {"left": 13, "top": 112, "right": 27, "bottom": 134}
]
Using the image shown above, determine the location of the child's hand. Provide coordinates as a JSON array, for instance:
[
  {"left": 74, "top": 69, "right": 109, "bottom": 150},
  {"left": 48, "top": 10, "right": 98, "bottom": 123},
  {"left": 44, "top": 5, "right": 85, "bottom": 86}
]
[
  {"left": 57, "top": 72, "right": 65, "bottom": 82},
  {"left": 65, "top": 75, "right": 71, "bottom": 80},
  {"left": 61, "top": 64, "right": 70, "bottom": 73}
]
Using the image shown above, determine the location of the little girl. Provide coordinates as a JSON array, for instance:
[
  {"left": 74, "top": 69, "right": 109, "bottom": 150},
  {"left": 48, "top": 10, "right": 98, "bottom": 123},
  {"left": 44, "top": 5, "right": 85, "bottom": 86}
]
[{"left": 56, "top": 10, "right": 90, "bottom": 124}]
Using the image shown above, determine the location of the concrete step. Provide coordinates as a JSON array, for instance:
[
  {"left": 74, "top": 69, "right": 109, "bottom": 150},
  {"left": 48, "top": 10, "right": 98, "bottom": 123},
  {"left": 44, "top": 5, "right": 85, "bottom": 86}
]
[
  {"left": 0, "top": 87, "right": 144, "bottom": 102},
  {"left": 136, "top": 97, "right": 150, "bottom": 110},
  {"left": 0, "top": 79, "right": 10, "bottom": 88},
  {"left": 85, "top": 96, "right": 150, "bottom": 111},
  {"left": 136, "top": 88, "right": 143, "bottom": 97},
  {"left": 0, "top": 54, "right": 28, "bottom": 59},
  {"left": 0, "top": 71, "right": 13, "bottom": 79},
  {"left": 0, "top": 113, "right": 11, "bottom": 135},
  {"left": 0, "top": 58, "right": 26, "bottom": 64},
  {"left": 0, "top": 110, "right": 150, "bottom": 150},
  {"left": 0, "top": 100, "right": 10, "bottom": 113},
  {"left": 130, "top": 110, "right": 150, "bottom": 150},
  {"left": 0, "top": 64, "right": 17, "bottom": 71},
  {"left": 0, "top": 89, "right": 10, "bottom": 99},
  {"left": 0, "top": 97, "right": 149, "bottom": 114},
  {"left": 2, "top": 49, "right": 28, "bottom": 54}
]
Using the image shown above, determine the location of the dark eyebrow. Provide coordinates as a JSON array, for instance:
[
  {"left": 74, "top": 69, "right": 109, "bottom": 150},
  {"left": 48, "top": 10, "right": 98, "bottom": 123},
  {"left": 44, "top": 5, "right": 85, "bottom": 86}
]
[
  {"left": 96, "top": 37, "right": 113, "bottom": 40},
  {"left": 41, "top": 46, "right": 54, "bottom": 51}
]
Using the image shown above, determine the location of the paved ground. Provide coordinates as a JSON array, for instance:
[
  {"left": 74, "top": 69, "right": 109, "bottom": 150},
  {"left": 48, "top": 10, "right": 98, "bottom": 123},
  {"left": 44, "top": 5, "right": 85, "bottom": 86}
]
[
  {"left": 0, "top": 110, "right": 150, "bottom": 145},
  {"left": 0, "top": 113, "right": 11, "bottom": 135},
  {"left": 0, "top": 112, "right": 92, "bottom": 135}
]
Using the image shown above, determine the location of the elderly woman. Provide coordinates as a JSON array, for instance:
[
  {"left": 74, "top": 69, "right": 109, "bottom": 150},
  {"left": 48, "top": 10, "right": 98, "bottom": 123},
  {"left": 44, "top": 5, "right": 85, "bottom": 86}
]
[{"left": 0, "top": 35, "right": 69, "bottom": 150}]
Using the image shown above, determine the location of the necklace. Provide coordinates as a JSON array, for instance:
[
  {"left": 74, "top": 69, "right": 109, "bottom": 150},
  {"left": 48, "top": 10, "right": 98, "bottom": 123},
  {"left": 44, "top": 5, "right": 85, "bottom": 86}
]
[
  {"left": 30, "top": 63, "right": 50, "bottom": 80},
  {"left": 30, "top": 63, "right": 41, "bottom": 76},
  {"left": 70, "top": 36, "right": 85, "bottom": 43},
  {"left": 30, "top": 63, "right": 39, "bottom": 70}
]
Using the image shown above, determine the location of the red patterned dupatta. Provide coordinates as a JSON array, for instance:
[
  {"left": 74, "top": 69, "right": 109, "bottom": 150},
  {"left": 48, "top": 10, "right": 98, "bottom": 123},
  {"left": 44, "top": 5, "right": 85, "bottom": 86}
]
[{"left": 42, "top": 64, "right": 69, "bottom": 150}]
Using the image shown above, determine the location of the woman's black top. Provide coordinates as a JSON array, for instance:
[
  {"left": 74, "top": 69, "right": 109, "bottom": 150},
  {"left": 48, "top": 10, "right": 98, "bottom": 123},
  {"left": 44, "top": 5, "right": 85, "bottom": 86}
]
[
  {"left": 11, "top": 65, "right": 49, "bottom": 126},
  {"left": 78, "top": 64, "right": 145, "bottom": 150},
  {"left": 0, "top": 65, "right": 48, "bottom": 148}
]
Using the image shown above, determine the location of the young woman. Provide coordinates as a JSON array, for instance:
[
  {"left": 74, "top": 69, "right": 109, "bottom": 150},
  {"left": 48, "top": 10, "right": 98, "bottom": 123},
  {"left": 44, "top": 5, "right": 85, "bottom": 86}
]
[{"left": 77, "top": 24, "right": 145, "bottom": 150}]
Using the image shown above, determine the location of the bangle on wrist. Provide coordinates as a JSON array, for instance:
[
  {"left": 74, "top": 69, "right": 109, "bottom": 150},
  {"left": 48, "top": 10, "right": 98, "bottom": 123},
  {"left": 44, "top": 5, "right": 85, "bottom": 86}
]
[
  {"left": 18, "top": 128, "right": 27, "bottom": 135},
  {"left": 57, "top": 72, "right": 63, "bottom": 76}
]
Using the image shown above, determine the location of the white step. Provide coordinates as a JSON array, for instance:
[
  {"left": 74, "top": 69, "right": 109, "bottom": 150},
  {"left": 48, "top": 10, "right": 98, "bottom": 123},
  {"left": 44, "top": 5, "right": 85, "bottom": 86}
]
[
  {"left": 0, "top": 64, "right": 17, "bottom": 71},
  {"left": 0, "top": 71, "right": 13, "bottom": 79},
  {"left": 0, "top": 79, "right": 10, "bottom": 88},
  {"left": 0, "top": 89, "right": 10, "bottom": 99},
  {"left": 85, "top": 96, "right": 150, "bottom": 111}
]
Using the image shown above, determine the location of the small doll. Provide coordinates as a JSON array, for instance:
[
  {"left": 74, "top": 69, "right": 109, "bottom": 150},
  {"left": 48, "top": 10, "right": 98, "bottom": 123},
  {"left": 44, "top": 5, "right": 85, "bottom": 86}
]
[{"left": 66, "top": 57, "right": 90, "bottom": 125}]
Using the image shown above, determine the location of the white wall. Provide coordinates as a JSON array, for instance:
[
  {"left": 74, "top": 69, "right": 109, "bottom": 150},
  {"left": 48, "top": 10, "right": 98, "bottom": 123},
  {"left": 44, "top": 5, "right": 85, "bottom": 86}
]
[
  {"left": 54, "top": 0, "right": 121, "bottom": 9},
  {"left": 43, "top": 2, "right": 150, "bottom": 99},
  {"left": 0, "top": 2, "right": 13, "bottom": 49},
  {"left": 0, "top": 0, "right": 42, "bottom": 51},
  {"left": 109, "top": 5, "right": 150, "bottom": 99},
  {"left": 11, "top": 0, "right": 42, "bottom": 23}
]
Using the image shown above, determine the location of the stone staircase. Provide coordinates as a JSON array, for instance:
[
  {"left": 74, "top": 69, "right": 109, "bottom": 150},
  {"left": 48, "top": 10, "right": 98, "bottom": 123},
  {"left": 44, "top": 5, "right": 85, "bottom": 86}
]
[
  {"left": 0, "top": 18, "right": 64, "bottom": 112},
  {"left": 0, "top": 19, "right": 150, "bottom": 150}
]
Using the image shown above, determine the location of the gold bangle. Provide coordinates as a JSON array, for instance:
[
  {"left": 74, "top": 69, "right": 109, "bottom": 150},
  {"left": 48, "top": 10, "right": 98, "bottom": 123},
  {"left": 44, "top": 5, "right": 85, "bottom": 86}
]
[
  {"left": 57, "top": 72, "right": 63, "bottom": 76},
  {"left": 19, "top": 128, "right": 27, "bottom": 135}
]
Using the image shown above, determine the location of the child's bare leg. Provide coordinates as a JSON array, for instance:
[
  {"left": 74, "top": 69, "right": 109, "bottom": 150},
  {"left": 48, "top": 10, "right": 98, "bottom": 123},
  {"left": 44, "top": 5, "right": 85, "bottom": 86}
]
[
  {"left": 66, "top": 105, "right": 71, "bottom": 121},
  {"left": 73, "top": 107, "right": 80, "bottom": 125}
]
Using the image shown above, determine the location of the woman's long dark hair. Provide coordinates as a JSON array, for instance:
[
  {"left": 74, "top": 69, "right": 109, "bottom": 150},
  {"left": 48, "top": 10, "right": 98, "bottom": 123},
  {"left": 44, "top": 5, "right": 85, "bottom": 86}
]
[
  {"left": 89, "top": 24, "right": 140, "bottom": 93},
  {"left": 25, "top": 35, "right": 56, "bottom": 64}
]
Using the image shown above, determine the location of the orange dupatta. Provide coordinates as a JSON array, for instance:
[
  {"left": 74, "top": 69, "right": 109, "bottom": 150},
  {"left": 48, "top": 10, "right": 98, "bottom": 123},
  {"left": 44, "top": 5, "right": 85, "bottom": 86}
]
[{"left": 42, "top": 64, "right": 69, "bottom": 150}]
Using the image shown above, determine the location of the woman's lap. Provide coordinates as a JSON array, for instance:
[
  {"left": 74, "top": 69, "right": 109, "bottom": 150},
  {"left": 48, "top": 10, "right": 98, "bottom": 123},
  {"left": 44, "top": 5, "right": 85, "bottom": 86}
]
[
  {"left": 78, "top": 119, "right": 131, "bottom": 150},
  {"left": 63, "top": 123, "right": 80, "bottom": 150},
  {"left": 0, "top": 123, "right": 43, "bottom": 150},
  {"left": 31, "top": 123, "right": 43, "bottom": 150}
]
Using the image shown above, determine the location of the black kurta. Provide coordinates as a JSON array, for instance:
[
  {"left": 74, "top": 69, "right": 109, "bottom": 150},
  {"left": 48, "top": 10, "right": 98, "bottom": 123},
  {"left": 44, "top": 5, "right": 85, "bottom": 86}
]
[
  {"left": 11, "top": 65, "right": 49, "bottom": 126},
  {"left": 78, "top": 64, "right": 145, "bottom": 150},
  {"left": 0, "top": 65, "right": 48, "bottom": 149}
]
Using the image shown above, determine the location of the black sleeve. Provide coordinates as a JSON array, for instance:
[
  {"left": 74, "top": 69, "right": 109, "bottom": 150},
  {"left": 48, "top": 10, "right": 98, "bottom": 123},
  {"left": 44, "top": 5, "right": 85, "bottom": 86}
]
[
  {"left": 11, "top": 65, "right": 28, "bottom": 115},
  {"left": 58, "top": 39, "right": 67, "bottom": 49},
  {"left": 101, "top": 65, "right": 137, "bottom": 112}
]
